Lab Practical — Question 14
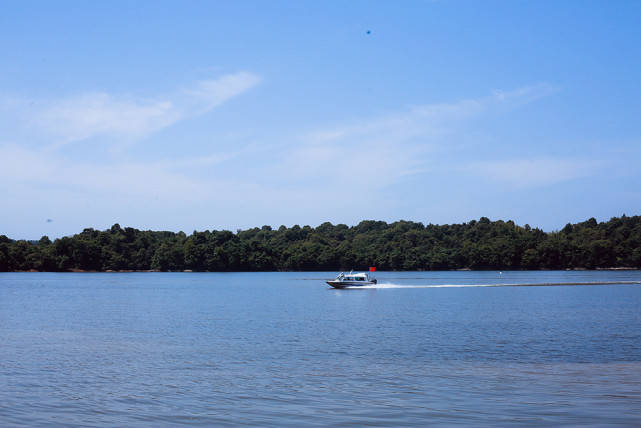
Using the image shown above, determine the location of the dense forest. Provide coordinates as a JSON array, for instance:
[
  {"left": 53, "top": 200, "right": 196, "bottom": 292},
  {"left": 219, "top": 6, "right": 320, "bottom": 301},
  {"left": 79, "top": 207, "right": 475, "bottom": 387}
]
[{"left": 1, "top": 215, "right": 640, "bottom": 272}]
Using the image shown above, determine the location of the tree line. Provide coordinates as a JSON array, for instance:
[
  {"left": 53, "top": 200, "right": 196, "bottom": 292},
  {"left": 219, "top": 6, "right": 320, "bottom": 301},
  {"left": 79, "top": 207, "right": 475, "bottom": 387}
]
[{"left": 1, "top": 215, "right": 640, "bottom": 272}]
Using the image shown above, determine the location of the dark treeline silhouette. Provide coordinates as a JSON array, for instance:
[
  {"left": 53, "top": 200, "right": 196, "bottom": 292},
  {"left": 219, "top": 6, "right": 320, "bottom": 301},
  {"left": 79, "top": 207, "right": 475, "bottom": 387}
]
[{"left": 1, "top": 216, "right": 640, "bottom": 272}]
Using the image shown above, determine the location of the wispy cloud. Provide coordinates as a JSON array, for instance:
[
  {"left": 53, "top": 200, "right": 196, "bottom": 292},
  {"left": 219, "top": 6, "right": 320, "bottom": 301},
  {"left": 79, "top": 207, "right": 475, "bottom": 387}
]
[
  {"left": 306, "top": 83, "right": 557, "bottom": 144},
  {"left": 38, "top": 93, "right": 179, "bottom": 144},
  {"left": 29, "top": 71, "right": 261, "bottom": 147},
  {"left": 0, "top": 144, "right": 207, "bottom": 198},
  {"left": 184, "top": 71, "right": 262, "bottom": 113},
  {"left": 490, "top": 83, "right": 558, "bottom": 104},
  {"left": 283, "top": 83, "right": 558, "bottom": 190},
  {"left": 468, "top": 157, "right": 601, "bottom": 188}
]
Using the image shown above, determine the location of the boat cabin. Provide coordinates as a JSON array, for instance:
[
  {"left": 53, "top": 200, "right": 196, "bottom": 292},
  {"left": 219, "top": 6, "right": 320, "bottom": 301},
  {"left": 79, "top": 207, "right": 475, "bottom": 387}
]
[{"left": 337, "top": 272, "right": 371, "bottom": 282}]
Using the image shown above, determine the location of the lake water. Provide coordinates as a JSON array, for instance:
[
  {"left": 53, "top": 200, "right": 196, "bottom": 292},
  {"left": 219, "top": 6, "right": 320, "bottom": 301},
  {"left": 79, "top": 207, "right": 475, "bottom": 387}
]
[{"left": 1, "top": 271, "right": 641, "bottom": 426}]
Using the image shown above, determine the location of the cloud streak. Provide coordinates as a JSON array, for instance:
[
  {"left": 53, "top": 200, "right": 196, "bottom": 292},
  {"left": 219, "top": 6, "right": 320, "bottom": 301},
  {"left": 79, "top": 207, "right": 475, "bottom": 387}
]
[
  {"left": 468, "top": 157, "right": 601, "bottom": 188},
  {"left": 283, "top": 83, "right": 559, "bottom": 191},
  {"left": 38, "top": 93, "right": 178, "bottom": 144},
  {"left": 0, "top": 144, "right": 206, "bottom": 199},
  {"left": 32, "top": 71, "right": 261, "bottom": 146},
  {"left": 184, "top": 71, "right": 262, "bottom": 113}
]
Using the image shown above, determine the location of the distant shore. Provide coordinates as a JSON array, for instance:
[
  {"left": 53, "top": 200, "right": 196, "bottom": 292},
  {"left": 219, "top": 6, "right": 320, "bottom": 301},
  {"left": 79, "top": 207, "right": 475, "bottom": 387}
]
[
  {"left": 3, "top": 216, "right": 641, "bottom": 272},
  {"left": 6, "top": 267, "right": 640, "bottom": 273}
]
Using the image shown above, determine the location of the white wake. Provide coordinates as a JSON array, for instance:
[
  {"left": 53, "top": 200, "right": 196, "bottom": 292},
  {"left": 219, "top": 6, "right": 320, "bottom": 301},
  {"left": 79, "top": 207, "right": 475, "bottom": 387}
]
[{"left": 341, "top": 281, "right": 641, "bottom": 289}]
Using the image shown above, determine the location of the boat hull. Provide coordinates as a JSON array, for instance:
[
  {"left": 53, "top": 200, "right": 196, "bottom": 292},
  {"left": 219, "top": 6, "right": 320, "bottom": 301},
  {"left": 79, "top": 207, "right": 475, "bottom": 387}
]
[{"left": 326, "top": 279, "right": 377, "bottom": 289}]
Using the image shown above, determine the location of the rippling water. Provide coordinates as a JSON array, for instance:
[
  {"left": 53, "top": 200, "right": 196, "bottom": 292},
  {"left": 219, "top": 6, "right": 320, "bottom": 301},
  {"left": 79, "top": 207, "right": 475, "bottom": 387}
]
[{"left": 1, "top": 271, "right": 641, "bottom": 426}]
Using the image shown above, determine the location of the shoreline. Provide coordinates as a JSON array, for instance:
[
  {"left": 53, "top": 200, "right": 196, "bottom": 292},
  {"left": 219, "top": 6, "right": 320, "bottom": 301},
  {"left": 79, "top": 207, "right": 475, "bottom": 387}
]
[{"left": 5, "top": 267, "right": 641, "bottom": 273}]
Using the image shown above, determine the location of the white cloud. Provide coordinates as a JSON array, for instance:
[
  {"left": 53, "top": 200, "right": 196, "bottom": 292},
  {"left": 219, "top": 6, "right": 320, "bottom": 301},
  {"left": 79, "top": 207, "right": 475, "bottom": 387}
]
[
  {"left": 31, "top": 71, "right": 261, "bottom": 146},
  {"left": 184, "top": 71, "right": 262, "bottom": 113},
  {"left": 0, "top": 144, "right": 206, "bottom": 199},
  {"left": 38, "top": 93, "right": 179, "bottom": 143},
  {"left": 468, "top": 157, "right": 600, "bottom": 188},
  {"left": 283, "top": 84, "right": 558, "bottom": 190},
  {"left": 304, "top": 83, "right": 557, "bottom": 145},
  {"left": 490, "top": 83, "right": 558, "bottom": 104}
]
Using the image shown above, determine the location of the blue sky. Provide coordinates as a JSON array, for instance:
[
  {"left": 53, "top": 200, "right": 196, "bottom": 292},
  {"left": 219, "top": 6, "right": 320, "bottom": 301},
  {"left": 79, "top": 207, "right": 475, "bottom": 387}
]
[{"left": 2, "top": 1, "right": 641, "bottom": 239}]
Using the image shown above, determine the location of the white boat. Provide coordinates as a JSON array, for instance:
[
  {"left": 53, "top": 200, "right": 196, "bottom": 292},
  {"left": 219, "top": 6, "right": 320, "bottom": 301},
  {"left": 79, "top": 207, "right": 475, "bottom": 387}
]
[{"left": 326, "top": 270, "right": 377, "bottom": 288}]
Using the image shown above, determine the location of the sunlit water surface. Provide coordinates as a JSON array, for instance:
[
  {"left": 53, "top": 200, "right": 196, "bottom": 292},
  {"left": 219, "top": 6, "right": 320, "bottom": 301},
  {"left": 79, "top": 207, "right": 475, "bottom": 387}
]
[{"left": 1, "top": 271, "right": 641, "bottom": 426}]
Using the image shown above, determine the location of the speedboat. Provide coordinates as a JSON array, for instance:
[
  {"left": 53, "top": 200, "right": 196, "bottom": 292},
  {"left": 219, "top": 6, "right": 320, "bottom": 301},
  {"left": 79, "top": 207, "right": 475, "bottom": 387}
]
[{"left": 326, "top": 270, "right": 377, "bottom": 288}]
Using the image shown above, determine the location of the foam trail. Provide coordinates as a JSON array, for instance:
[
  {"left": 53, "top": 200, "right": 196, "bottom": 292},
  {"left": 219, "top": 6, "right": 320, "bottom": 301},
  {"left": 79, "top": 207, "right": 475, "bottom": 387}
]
[{"left": 342, "top": 281, "right": 641, "bottom": 289}]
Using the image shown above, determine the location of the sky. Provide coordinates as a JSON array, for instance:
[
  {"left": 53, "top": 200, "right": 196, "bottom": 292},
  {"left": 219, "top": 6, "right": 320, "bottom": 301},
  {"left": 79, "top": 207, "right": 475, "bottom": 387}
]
[{"left": 2, "top": 1, "right": 641, "bottom": 239}]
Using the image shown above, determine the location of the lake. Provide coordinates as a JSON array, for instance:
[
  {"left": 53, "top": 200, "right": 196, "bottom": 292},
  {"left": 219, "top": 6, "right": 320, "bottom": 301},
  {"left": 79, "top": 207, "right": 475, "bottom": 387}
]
[{"left": 1, "top": 271, "right": 641, "bottom": 426}]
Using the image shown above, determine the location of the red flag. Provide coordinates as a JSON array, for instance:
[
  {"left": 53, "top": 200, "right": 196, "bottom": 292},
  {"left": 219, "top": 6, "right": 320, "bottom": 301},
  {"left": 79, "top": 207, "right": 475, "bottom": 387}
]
[{"left": 369, "top": 266, "right": 376, "bottom": 272}]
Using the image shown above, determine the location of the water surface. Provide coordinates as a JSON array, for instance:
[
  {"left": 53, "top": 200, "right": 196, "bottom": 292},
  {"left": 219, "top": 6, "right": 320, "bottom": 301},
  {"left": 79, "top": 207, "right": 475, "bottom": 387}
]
[{"left": 1, "top": 271, "right": 641, "bottom": 426}]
